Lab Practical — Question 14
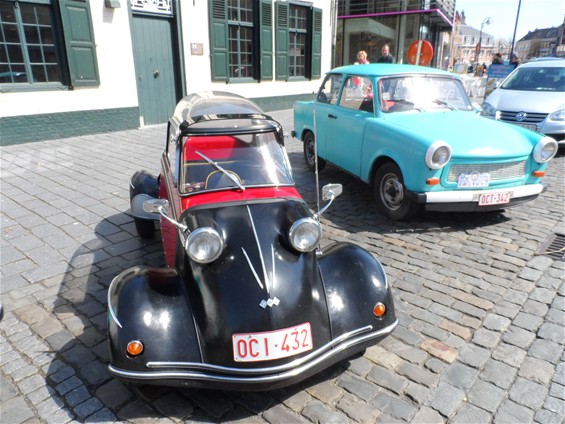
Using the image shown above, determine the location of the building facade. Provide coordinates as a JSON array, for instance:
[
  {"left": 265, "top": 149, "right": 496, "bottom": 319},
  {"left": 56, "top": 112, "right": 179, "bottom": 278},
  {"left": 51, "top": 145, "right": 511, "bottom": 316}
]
[
  {"left": 515, "top": 25, "right": 565, "bottom": 61},
  {"left": 1, "top": 0, "right": 333, "bottom": 145},
  {"left": 334, "top": 0, "right": 455, "bottom": 68}
]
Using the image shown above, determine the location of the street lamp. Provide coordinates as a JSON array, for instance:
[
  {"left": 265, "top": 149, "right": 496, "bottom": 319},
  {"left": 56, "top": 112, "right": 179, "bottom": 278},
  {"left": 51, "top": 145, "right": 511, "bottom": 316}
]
[{"left": 474, "top": 17, "right": 493, "bottom": 64}]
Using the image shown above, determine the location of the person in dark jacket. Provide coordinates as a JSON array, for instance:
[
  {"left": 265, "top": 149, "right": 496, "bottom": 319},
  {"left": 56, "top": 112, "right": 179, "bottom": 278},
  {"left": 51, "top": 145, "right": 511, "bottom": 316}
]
[{"left": 377, "top": 44, "right": 395, "bottom": 63}]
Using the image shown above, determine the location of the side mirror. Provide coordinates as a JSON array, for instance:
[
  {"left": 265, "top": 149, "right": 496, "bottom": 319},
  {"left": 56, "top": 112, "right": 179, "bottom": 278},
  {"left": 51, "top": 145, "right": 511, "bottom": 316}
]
[
  {"left": 143, "top": 198, "right": 169, "bottom": 215},
  {"left": 322, "top": 183, "right": 342, "bottom": 201}
]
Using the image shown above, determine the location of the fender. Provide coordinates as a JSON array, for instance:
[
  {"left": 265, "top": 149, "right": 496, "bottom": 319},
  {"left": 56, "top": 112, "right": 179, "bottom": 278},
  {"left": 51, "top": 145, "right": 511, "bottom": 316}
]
[
  {"left": 108, "top": 267, "right": 201, "bottom": 372},
  {"left": 318, "top": 242, "right": 396, "bottom": 337},
  {"left": 130, "top": 170, "right": 160, "bottom": 220}
]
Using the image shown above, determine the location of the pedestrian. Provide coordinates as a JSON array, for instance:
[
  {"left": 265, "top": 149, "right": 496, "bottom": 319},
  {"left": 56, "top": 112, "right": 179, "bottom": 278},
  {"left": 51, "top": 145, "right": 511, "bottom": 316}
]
[
  {"left": 355, "top": 50, "right": 369, "bottom": 64},
  {"left": 491, "top": 53, "right": 503, "bottom": 64},
  {"left": 377, "top": 44, "right": 395, "bottom": 63},
  {"left": 510, "top": 53, "right": 520, "bottom": 69}
]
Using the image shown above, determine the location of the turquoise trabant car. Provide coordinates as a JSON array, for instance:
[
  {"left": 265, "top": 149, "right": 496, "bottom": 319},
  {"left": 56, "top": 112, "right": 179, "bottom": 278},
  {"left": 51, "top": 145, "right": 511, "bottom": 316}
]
[{"left": 293, "top": 64, "right": 558, "bottom": 220}]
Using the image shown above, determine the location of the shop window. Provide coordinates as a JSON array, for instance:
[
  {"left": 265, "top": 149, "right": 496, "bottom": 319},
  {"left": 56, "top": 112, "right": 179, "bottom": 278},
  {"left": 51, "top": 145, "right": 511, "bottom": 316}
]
[
  {"left": 209, "top": 0, "right": 273, "bottom": 82},
  {"left": 275, "top": 1, "right": 321, "bottom": 81},
  {"left": 0, "top": 0, "right": 99, "bottom": 90}
]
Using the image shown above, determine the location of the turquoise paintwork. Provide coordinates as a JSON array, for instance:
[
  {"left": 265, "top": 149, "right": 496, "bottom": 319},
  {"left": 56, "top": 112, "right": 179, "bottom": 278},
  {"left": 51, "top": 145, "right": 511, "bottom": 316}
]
[{"left": 294, "top": 65, "right": 552, "bottom": 193}]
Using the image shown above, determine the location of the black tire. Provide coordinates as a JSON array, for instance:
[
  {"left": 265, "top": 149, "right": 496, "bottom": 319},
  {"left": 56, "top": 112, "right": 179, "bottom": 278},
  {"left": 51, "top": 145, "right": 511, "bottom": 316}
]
[
  {"left": 303, "top": 131, "right": 326, "bottom": 172},
  {"left": 134, "top": 218, "right": 155, "bottom": 239},
  {"left": 373, "top": 162, "right": 419, "bottom": 221}
]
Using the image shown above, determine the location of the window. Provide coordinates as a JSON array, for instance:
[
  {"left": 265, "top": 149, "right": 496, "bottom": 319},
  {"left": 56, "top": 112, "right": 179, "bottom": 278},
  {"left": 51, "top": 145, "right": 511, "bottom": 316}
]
[
  {"left": 275, "top": 1, "right": 321, "bottom": 81},
  {"left": 0, "top": 0, "right": 99, "bottom": 90},
  {"left": 209, "top": 0, "right": 273, "bottom": 82},
  {"left": 317, "top": 74, "right": 342, "bottom": 105}
]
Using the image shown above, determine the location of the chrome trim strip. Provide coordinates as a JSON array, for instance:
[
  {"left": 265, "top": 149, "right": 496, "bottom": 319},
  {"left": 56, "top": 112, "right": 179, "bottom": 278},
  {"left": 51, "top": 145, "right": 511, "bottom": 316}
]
[
  {"left": 107, "top": 274, "right": 123, "bottom": 329},
  {"left": 242, "top": 247, "right": 263, "bottom": 290},
  {"left": 247, "top": 205, "right": 269, "bottom": 293},
  {"left": 109, "top": 319, "right": 398, "bottom": 383},
  {"left": 271, "top": 244, "right": 276, "bottom": 291}
]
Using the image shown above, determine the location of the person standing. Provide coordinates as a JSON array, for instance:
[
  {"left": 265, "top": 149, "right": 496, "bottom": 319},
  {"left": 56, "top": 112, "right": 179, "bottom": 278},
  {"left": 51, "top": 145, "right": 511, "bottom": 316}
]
[
  {"left": 377, "top": 44, "right": 395, "bottom": 63},
  {"left": 355, "top": 50, "right": 369, "bottom": 64}
]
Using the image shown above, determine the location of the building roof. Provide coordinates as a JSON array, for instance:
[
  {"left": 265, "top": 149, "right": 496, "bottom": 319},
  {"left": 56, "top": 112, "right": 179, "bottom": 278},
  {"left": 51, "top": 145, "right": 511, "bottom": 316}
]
[
  {"left": 457, "top": 25, "right": 493, "bottom": 38},
  {"left": 518, "top": 26, "right": 561, "bottom": 42}
]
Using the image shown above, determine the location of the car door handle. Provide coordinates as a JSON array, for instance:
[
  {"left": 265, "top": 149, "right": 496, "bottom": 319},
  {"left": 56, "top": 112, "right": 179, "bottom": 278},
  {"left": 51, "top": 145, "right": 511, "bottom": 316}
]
[{"left": 328, "top": 114, "right": 337, "bottom": 119}]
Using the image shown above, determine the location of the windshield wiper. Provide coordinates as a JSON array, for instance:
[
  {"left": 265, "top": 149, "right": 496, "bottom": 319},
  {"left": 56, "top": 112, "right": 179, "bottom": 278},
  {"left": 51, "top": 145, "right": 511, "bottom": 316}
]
[
  {"left": 195, "top": 150, "right": 246, "bottom": 191},
  {"left": 433, "top": 99, "right": 458, "bottom": 111}
]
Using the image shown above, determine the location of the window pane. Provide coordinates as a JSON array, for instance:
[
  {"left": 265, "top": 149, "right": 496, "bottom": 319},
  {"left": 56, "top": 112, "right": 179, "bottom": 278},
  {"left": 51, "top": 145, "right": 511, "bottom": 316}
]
[
  {"left": 24, "top": 25, "right": 40, "bottom": 44},
  {"left": 7, "top": 43, "right": 24, "bottom": 63},
  {"left": 31, "top": 64, "right": 46, "bottom": 82},
  {"left": 0, "top": 2, "right": 17, "bottom": 23},
  {"left": 3, "top": 23, "right": 20, "bottom": 43}
]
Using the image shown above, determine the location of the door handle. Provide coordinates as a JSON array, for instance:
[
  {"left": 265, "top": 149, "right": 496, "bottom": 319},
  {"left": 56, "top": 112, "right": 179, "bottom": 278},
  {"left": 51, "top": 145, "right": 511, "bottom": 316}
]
[
  {"left": 153, "top": 69, "right": 160, "bottom": 78},
  {"left": 328, "top": 114, "right": 337, "bottom": 119}
]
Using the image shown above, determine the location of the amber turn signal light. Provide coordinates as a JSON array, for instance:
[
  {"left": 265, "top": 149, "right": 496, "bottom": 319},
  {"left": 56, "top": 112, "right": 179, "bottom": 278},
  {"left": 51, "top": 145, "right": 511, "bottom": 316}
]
[
  {"left": 373, "top": 302, "right": 386, "bottom": 317},
  {"left": 127, "top": 340, "right": 144, "bottom": 357},
  {"left": 426, "top": 178, "right": 440, "bottom": 186},
  {"left": 532, "top": 171, "right": 545, "bottom": 177}
]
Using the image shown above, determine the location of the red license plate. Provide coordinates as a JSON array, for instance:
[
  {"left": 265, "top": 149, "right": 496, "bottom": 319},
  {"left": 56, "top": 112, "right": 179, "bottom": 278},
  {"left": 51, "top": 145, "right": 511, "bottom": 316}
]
[
  {"left": 232, "top": 322, "right": 313, "bottom": 362},
  {"left": 478, "top": 191, "right": 511, "bottom": 206}
]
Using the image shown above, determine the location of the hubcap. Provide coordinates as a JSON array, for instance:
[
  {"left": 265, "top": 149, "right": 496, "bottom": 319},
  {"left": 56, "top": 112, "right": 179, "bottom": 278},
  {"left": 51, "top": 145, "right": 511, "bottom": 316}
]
[{"left": 381, "top": 173, "right": 403, "bottom": 210}]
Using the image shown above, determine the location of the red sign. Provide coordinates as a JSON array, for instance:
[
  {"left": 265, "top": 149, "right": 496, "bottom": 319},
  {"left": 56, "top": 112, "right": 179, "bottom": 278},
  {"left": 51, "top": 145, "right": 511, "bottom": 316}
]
[{"left": 407, "top": 40, "right": 434, "bottom": 66}]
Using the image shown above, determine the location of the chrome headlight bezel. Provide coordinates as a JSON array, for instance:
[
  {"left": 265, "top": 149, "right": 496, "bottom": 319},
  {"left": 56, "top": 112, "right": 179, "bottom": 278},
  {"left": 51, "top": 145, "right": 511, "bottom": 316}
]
[
  {"left": 425, "top": 140, "right": 452, "bottom": 170},
  {"left": 480, "top": 102, "right": 497, "bottom": 117},
  {"left": 533, "top": 136, "right": 558, "bottom": 164},
  {"left": 288, "top": 217, "right": 322, "bottom": 253},
  {"left": 185, "top": 227, "right": 224, "bottom": 264}
]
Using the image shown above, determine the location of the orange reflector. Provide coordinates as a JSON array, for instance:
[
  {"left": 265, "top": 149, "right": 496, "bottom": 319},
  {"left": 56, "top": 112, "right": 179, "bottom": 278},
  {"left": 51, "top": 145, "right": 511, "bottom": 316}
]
[
  {"left": 127, "top": 340, "right": 144, "bottom": 357},
  {"left": 373, "top": 303, "right": 386, "bottom": 317},
  {"left": 426, "top": 178, "right": 440, "bottom": 186},
  {"left": 532, "top": 171, "right": 545, "bottom": 177}
]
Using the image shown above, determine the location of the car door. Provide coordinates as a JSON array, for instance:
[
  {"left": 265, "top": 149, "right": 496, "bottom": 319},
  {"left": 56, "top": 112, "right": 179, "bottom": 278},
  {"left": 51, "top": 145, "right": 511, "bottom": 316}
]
[
  {"left": 324, "top": 75, "right": 373, "bottom": 176},
  {"left": 313, "top": 74, "right": 343, "bottom": 159}
]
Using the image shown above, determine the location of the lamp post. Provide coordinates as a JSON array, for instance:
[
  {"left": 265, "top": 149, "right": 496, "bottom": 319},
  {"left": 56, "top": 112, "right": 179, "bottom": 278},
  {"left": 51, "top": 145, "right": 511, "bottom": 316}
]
[{"left": 474, "top": 17, "right": 492, "bottom": 64}]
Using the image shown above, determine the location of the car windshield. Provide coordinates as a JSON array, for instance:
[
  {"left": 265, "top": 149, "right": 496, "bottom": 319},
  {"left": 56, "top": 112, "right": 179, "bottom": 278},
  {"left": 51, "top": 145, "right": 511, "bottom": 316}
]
[
  {"left": 180, "top": 131, "right": 294, "bottom": 194},
  {"left": 501, "top": 66, "right": 565, "bottom": 92},
  {"left": 379, "top": 76, "right": 472, "bottom": 113}
]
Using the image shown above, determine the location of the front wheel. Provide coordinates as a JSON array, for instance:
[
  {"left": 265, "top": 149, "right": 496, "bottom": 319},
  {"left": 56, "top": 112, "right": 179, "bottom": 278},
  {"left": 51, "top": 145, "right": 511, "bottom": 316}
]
[
  {"left": 303, "top": 132, "right": 326, "bottom": 172},
  {"left": 373, "top": 163, "right": 419, "bottom": 221}
]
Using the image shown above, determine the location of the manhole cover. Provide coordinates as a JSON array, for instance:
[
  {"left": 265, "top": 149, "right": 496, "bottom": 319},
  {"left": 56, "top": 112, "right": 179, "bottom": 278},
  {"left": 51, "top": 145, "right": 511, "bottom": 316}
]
[{"left": 537, "top": 233, "right": 565, "bottom": 261}]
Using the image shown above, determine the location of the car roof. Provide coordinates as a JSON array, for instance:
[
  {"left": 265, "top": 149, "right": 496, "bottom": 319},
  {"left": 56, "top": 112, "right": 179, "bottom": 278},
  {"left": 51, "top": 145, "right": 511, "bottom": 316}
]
[
  {"left": 171, "top": 91, "right": 278, "bottom": 135},
  {"left": 328, "top": 63, "right": 456, "bottom": 78},
  {"left": 522, "top": 58, "right": 565, "bottom": 67}
]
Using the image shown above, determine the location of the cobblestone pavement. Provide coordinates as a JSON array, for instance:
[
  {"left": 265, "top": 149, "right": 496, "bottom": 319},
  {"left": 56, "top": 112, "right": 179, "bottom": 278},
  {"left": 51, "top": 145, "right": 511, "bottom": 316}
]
[{"left": 1, "top": 109, "right": 564, "bottom": 423}]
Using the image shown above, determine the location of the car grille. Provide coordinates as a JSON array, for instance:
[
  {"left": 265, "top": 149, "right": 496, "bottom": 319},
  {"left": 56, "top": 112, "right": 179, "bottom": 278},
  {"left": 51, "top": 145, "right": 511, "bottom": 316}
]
[
  {"left": 447, "top": 161, "right": 527, "bottom": 182},
  {"left": 499, "top": 111, "right": 548, "bottom": 124}
]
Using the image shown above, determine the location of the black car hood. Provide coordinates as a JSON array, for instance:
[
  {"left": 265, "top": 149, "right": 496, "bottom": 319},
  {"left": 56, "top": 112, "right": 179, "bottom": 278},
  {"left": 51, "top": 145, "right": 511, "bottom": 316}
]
[{"left": 180, "top": 199, "right": 332, "bottom": 367}]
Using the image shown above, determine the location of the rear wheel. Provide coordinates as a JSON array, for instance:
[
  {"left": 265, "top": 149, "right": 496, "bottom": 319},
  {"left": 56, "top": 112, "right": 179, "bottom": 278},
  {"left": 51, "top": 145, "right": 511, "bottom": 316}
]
[
  {"left": 134, "top": 218, "right": 155, "bottom": 239},
  {"left": 303, "top": 131, "right": 326, "bottom": 172},
  {"left": 373, "top": 163, "right": 419, "bottom": 221}
]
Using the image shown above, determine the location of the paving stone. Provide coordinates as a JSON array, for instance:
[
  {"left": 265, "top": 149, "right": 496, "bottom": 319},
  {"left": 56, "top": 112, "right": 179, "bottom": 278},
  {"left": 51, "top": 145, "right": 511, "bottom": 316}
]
[
  {"left": 365, "top": 346, "right": 402, "bottom": 370},
  {"left": 513, "top": 312, "right": 544, "bottom": 332},
  {"left": 396, "top": 361, "right": 437, "bottom": 388},
  {"left": 65, "top": 385, "right": 91, "bottom": 408},
  {"left": 492, "top": 342, "right": 527, "bottom": 367},
  {"left": 429, "top": 382, "right": 465, "bottom": 418},
  {"left": 538, "top": 322, "right": 565, "bottom": 344},
  {"left": 442, "top": 363, "right": 478, "bottom": 390},
  {"left": 534, "top": 409, "right": 563, "bottom": 424},
  {"left": 336, "top": 392, "right": 379, "bottom": 424},
  {"left": 450, "top": 402, "right": 492, "bottom": 423},
  {"left": 95, "top": 379, "right": 133, "bottom": 410},
  {"left": 275, "top": 386, "right": 312, "bottom": 413},
  {"left": 467, "top": 379, "right": 506, "bottom": 413},
  {"left": 84, "top": 407, "right": 118, "bottom": 423},
  {"left": 301, "top": 399, "right": 349, "bottom": 423},
  {"left": 153, "top": 391, "right": 194, "bottom": 420},
  {"left": 420, "top": 339, "right": 458, "bottom": 363},
  {"left": 509, "top": 377, "right": 548, "bottom": 409},
  {"left": 337, "top": 372, "right": 379, "bottom": 402},
  {"left": 458, "top": 344, "right": 490, "bottom": 369},
  {"left": 367, "top": 365, "right": 408, "bottom": 395},
  {"left": 263, "top": 402, "right": 309, "bottom": 424},
  {"left": 411, "top": 406, "right": 444, "bottom": 423},
  {"left": 554, "top": 362, "right": 565, "bottom": 386},
  {"left": 502, "top": 326, "right": 536, "bottom": 348},
  {"left": 370, "top": 391, "right": 417, "bottom": 421},
  {"left": 494, "top": 399, "right": 534, "bottom": 423},
  {"left": 341, "top": 355, "right": 374, "bottom": 377},
  {"left": 438, "top": 320, "right": 472, "bottom": 341},
  {"left": 472, "top": 328, "right": 501, "bottom": 349},
  {"left": 480, "top": 359, "right": 517, "bottom": 390},
  {"left": 518, "top": 356, "right": 555, "bottom": 385},
  {"left": 483, "top": 313, "right": 512, "bottom": 332},
  {"left": 425, "top": 357, "right": 448, "bottom": 374}
]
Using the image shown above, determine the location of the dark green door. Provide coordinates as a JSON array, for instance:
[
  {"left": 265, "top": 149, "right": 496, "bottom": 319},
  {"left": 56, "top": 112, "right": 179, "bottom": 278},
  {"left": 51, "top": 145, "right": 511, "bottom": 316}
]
[{"left": 131, "top": 14, "right": 178, "bottom": 125}]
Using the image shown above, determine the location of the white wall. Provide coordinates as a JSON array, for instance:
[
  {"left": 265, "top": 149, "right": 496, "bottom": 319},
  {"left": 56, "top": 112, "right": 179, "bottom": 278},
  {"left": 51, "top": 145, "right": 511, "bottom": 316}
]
[
  {"left": 179, "top": 0, "right": 333, "bottom": 98},
  {"left": 0, "top": 4, "right": 138, "bottom": 118}
]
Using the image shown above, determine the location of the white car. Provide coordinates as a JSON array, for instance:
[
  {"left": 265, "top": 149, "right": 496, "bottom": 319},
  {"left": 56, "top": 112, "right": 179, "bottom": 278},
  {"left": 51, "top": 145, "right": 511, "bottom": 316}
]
[{"left": 481, "top": 58, "right": 565, "bottom": 146}]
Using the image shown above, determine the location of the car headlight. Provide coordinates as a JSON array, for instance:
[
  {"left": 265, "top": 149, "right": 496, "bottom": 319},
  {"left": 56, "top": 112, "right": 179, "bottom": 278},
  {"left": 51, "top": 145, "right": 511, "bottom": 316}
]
[
  {"left": 480, "top": 102, "right": 496, "bottom": 117},
  {"left": 425, "top": 141, "right": 452, "bottom": 169},
  {"left": 185, "top": 227, "right": 224, "bottom": 263},
  {"left": 548, "top": 109, "right": 565, "bottom": 122},
  {"left": 533, "top": 136, "right": 558, "bottom": 163},
  {"left": 289, "top": 217, "right": 321, "bottom": 252}
]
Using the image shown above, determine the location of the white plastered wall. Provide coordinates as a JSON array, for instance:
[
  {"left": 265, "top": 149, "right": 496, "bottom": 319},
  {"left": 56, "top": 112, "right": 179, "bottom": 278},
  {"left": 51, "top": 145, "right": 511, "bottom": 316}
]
[
  {"left": 179, "top": 0, "right": 334, "bottom": 99},
  {"left": 0, "top": 3, "right": 138, "bottom": 118}
]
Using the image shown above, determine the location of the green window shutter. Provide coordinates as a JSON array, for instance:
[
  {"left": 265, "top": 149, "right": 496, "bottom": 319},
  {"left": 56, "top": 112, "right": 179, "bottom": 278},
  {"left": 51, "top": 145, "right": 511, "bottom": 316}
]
[
  {"left": 58, "top": 0, "right": 100, "bottom": 87},
  {"left": 209, "top": 0, "right": 229, "bottom": 82},
  {"left": 310, "top": 8, "right": 322, "bottom": 80},
  {"left": 259, "top": 0, "right": 273, "bottom": 81},
  {"left": 275, "top": 1, "right": 289, "bottom": 81}
]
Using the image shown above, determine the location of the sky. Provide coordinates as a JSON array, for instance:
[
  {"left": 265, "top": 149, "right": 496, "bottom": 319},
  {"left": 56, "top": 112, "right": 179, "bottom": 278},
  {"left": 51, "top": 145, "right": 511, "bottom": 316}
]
[{"left": 455, "top": 0, "right": 565, "bottom": 41}]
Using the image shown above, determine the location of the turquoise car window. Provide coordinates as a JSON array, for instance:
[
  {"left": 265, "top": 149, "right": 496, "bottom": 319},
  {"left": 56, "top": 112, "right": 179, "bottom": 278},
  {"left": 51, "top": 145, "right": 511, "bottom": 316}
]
[
  {"left": 339, "top": 76, "right": 374, "bottom": 113},
  {"left": 318, "top": 74, "right": 342, "bottom": 105},
  {"left": 379, "top": 76, "right": 472, "bottom": 113}
]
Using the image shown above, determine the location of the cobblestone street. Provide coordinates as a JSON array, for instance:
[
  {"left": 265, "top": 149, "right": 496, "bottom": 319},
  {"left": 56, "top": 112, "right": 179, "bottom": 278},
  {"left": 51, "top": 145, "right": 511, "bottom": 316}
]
[{"left": 1, "top": 108, "right": 564, "bottom": 423}]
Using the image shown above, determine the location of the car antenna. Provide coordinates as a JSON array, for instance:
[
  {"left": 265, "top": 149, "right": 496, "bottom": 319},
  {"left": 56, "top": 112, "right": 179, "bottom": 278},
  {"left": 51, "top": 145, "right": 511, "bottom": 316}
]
[{"left": 312, "top": 91, "right": 321, "bottom": 216}]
